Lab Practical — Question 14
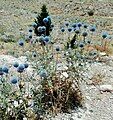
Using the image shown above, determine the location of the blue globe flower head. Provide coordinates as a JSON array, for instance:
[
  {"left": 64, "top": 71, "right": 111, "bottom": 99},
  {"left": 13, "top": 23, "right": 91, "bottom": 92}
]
[
  {"left": 11, "top": 76, "right": 18, "bottom": 84},
  {"left": 77, "top": 22, "right": 82, "bottom": 28},
  {"left": 13, "top": 62, "right": 19, "bottom": 68},
  {"left": 68, "top": 28, "right": 72, "bottom": 32},
  {"left": 79, "top": 43, "right": 84, "bottom": 48},
  {"left": 56, "top": 46, "right": 60, "bottom": 51},
  {"left": 39, "top": 36, "right": 45, "bottom": 42},
  {"left": 83, "top": 24, "right": 88, "bottom": 29},
  {"left": 73, "top": 28, "right": 76, "bottom": 31},
  {"left": 28, "top": 35, "right": 32, "bottom": 39},
  {"left": 75, "top": 27, "right": 80, "bottom": 34},
  {"left": 51, "top": 24, "right": 54, "bottom": 28},
  {"left": 32, "top": 52, "right": 37, "bottom": 57},
  {"left": 90, "top": 26, "right": 96, "bottom": 32},
  {"left": 44, "top": 36, "right": 50, "bottom": 43},
  {"left": 102, "top": 32, "right": 108, "bottom": 39},
  {"left": 37, "top": 26, "right": 42, "bottom": 33},
  {"left": 2, "top": 65, "right": 9, "bottom": 74},
  {"left": 32, "top": 22, "right": 37, "bottom": 28},
  {"left": 61, "top": 28, "right": 65, "bottom": 32},
  {"left": 0, "top": 67, "right": 4, "bottom": 76},
  {"left": 18, "top": 39, "right": 24, "bottom": 46},
  {"left": 65, "top": 22, "right": 69, "bottom": 27},
  {"left": 92, "top": 51, "right": 97, "bottom": 56},
  {"left": 43, "top": 18, "right": 49, "bottom": 24},
  {"left": 82, "top": 32, "right": 88, "bottom": 37},
  {"left": 87, "top": 40, "right": 91, "bottom": 44},
  {"left": 89, "top": 50, "right": 97, "bottom": 56},
  {"left": 39, "top": 69, "right": 48, "bottom": 78},
  {"left": 41, "top": 26, "right": 46, "bottom": 32},
  {"left": 47, "top": 16, "right": 51, "bottom": 20},
  {"left": 24, "top": 63, "right": 29, "bottom": 68},
  {"left": 72, "top": 23, "right": 77, "bottom": 28},
  {"left": 28, "top": 28, "right": 33, "bottom": 33},
  {"left": 17, "top": 64, "right": 25, "bottom": 73}
]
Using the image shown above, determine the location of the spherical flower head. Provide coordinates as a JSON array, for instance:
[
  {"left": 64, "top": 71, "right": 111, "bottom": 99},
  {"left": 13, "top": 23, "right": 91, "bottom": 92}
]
[
  {"left": 68, "top": 28, "right": 72, "bottom": 32},
  {"left": 102, "top": 32, "right": 108, "bottom": 39},
  {"left": 11, "top": 76, "right": 18, "bottom": 84},
  {"left": 87, "top": 40, "right": 91, "bottom": 44},
  {"left": 65, "top": 22, "right": 69, "bottom": 27},
  {"left": 56, "top": 46, "right": 60, "bottom": 51},
  {"left": 32, "top": 22, "right": 37, "bottom": 28},
  {"left": 92, "top": 51, "right": 97, "bottom": 56},
  {"left": 28, "top": 35, "right": 32, "bottom": 39},
  {"left": 32, "top": 52, "right": 37, "bottom": 57},
  {"left": 79, "top": 43, "right": 84, "bottom": 48},
  {"left": 43, "top": 18, "right": 49, "bottom": 24},
  {"left": 72, "top": 23, "right": 77, "bottom": 28},
  {"left": 82, "top": 32, "right": 88, "bottom": 37},
  {"left": 13, "top": 62, "right": 19, "bottom": 68},
  {"left": 0, "top": 67, "right": 3, "bottom": 75},
  {"left": 28, "top": 28, "right": 33, "bottom": 32},
  {"left": 51, "top": 24, "right": 54, "bottom": 28},
  {"left": 17, "top": 64, "right": 25, "bottom": 73},
  {"left": 44, "top": 36, "right": 50, "bottom": 43},
  {"left": 2, "top": 65, "right": 9, "bottom": 74},
  {"left": 24, "top": 63, "right": 29, "bottom": 68},
  {"left": 47, "top": 16, "right": 51, "bottom": 20},
  {"left": 90, "top": 26, "right": 96, "bottom": 32},
  {"left": 83, "top": 24, "right": 88, "bottom": 29},
  {"left": 39, "top": 36, "right": 45, "bottom": 42},
  {"left": 75, "top": 27, "right": 80, "bottom": 34},
  {"left": 27, "top": 32, "right": 32, "bottom": 40},
  {"left": 89, "top": 50, "right": 97, "bottom": 56},
  {"left": 73, "top": 28, "right": 76, "bottom": 31},
  {"left": 39, "top": 69, "right": 47, "bottom": 78},
  {"left": 61, "top": 28, "right": 65, "bottom": 32},
  {"left": 41, "top": 26, "right": 46, "bottom": 32},
  {"left": 18, "top": 39, "right": 24, "bottom": 46},
  {"left": 37, "top": 26, "right": 42, "bottom": 33},
  {"left": 77, "top": 22, "right": 82, "bottom": 28}
]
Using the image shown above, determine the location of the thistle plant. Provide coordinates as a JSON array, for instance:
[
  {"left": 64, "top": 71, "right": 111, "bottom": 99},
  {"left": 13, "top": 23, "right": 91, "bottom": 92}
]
[
  {"left": 0, "top": 63, "right": 35, "bottom": 120},
  {"left": 1, "top": 4, "right": 113, "bottom": 120}
]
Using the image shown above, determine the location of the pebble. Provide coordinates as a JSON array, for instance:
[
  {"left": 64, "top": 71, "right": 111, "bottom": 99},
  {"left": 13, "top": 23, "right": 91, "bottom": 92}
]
[
  {"left": 57, "top": 63, "right": 68, "bottom": 71},
  {"left": 13, "top": 100, "right": 19, "bottom": 107},
  {"left": 62, "top": 72, "right": 69, "bottom": 78},
  {"left": 99, "top": 85, "right": 113, "bottom": 92}
]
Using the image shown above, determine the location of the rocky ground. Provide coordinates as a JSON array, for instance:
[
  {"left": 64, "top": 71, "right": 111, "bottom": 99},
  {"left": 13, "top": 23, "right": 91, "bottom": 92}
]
[
  {"left": 1, "top": 54, "right": 113, "bottom": 120},
  {"left": 1, "top": 0, "right": 113, "bottom": 120}
]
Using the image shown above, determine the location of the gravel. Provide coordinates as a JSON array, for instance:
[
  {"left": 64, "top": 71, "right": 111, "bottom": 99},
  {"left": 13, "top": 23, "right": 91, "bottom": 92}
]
[{"left": 0, "top": 54, "right": 113, "bottom": 120}]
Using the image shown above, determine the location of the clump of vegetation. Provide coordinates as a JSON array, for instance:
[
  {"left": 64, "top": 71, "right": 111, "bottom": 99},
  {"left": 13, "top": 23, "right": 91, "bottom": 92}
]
[{"left": 0, "top": 4, "right": 112, "bottom": 120}]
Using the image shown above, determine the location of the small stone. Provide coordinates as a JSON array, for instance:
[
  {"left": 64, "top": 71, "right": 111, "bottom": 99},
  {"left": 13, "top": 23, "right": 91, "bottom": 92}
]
[
  {"left": 14, "top": 101, "right": 18, "bottom": 107},
  {"left": 99, "top": 52, "right": 106, "bottom": 56},
  {"left": 23, "top": 117, "right": 27, "bottom": 120},
  {"left": 77, "top": 114, "right": 82, "bottom": 118},
  {"left": 86, "top": 96, "right": 91, "bottom": 100},
  {"left": 70, "top": 118, "right": 74, "bottom": 120},
  {"left": 57, "top": 63, "right": 68, "bottom": 71},
  {"left": 19, "top": 99, "right": 23, "bottom": 104},
  {"left": 89, "top": 109, "right": 93, "bottom": 113},
  {"left": 62, "top": 72, "right": 68, "bottom": 78},
  {"left": 99, "top": 85, "right": 113, "bottom": 92}
]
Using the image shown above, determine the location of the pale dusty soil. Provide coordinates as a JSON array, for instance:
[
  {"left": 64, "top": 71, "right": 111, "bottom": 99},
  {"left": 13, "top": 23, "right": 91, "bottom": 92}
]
[{"left": 1, "top": 0, "right": 113, "bottom": 120}]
